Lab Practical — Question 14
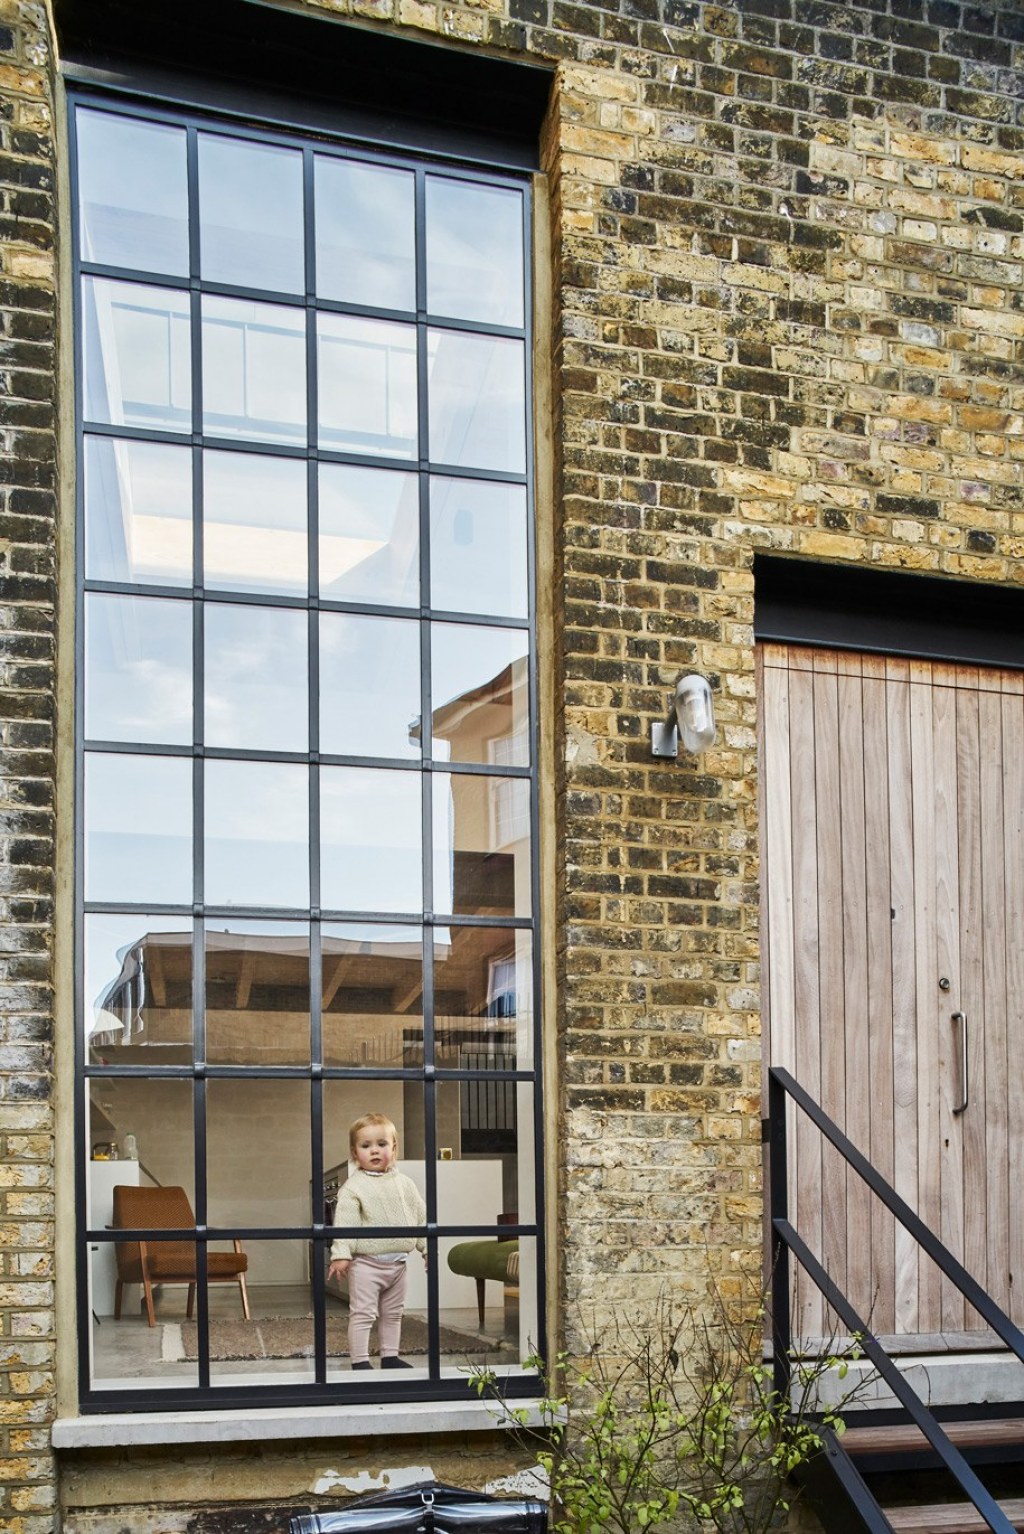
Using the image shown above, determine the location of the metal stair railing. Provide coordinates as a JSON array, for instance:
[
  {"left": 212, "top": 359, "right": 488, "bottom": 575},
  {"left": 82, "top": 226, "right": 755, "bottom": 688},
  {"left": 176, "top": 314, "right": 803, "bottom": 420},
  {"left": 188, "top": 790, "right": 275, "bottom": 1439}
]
[{"left": 767, "top": 1066, "right": 1024, "bottom": 1534}]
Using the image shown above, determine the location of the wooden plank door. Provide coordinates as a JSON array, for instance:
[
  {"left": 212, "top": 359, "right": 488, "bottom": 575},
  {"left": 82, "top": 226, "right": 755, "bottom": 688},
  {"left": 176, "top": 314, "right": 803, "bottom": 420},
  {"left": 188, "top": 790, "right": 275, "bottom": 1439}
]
[{"left": 760, "top": 643, "right": 1024, "bottom": 1349}]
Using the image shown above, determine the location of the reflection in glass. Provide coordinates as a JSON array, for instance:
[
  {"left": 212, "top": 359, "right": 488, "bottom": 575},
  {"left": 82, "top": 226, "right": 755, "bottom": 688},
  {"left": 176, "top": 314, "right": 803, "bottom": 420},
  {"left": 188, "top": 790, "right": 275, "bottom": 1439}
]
[
  {"left": 205, "top": 760, "right": 309, "bottom": 909},
  {"left": 199, "top": 134, "right": 304, "bottom": 294},
  {"left": 319, "top": 464, "right": 418, "bottom": 607},
  {"left": 432, "top": 772, "right": 531, "bottom": 919},
  {"left": 82, "top": 277, "right": 191, "bottom": 430},
  {"left": 430, "top": 623, "right": 529, "bottom": 767},
  {"left": 84, "top": 753, "right": 192, "bottom": 904},
  {"left": 202, "top": 295, "right": 306, "bottom": 444},
  {"left": 319, "top": 614, "right": 420, "bottom": 761},
  {"left": 206, "top": 920, "right": 310, "bottom": 1065},
  {"left": 321, "top": 923, "right": 422, "bottom": 1068},
  {"left": 429, "top": 478, "right": 528, "bottom": 620},
  {"left": 85, "top": 592, "right": 192, "bottom": 746},
  {"left": 207, "top": 1079, "right": 311, "bottom": 1228},
  {"left": 85, "top": 436, "right": 193, "bottom": 587},
  {"left": 438, "top": 1235, "right": 537, "bottom": 1374},
  {"left": 435, "top": 1082, "right": 534, "bottom": 1224},
  {"left": 434, "top": 927, "right": 533, "bottom": 1072},
  {"left": 76, "top": 109, "right": 189, "bottom": 276},
  {"left": 426, "top": 177, "right": 524, "bottom": 327},
  {"left": 203, "top": 450, "right": 308, "bottom": 595},
  {"left": 320, "top": 767, "right": 421, "bottom": 915},
  {"left": 427, "top": 329, "right": 525, "bottom": 474},
  {"left": 318, "top": 314, "right": 416, "bottom": 459},
  {"left": 204, "top": 604, "right": 308, "bottom": 752},
  {"left": 315, "top": 157, "right": 415, "bottom": 312},
  {"left": 84, "top": 914, "right": 193, "bottom": 1064}
]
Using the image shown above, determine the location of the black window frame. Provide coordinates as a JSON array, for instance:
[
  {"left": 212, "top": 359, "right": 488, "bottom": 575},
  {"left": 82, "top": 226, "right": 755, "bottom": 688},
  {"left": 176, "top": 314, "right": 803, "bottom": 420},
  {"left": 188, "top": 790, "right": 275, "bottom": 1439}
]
[{"left": 70, "top": 78, "right": 546, "bottom": 1414}]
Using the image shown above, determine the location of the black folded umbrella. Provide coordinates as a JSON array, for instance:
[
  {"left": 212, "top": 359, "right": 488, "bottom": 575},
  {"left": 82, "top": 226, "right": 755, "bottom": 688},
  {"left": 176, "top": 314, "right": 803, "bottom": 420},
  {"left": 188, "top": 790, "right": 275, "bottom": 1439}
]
[{"left": 290, "top": 1480, "right": 547, "bottom": 1533}]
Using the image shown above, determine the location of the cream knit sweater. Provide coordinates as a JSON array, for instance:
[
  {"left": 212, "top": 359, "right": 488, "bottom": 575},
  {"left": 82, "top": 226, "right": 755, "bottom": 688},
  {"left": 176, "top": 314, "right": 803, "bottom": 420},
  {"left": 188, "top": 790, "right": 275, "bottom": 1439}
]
[{"left": 329, "top": 1167, "right": 427, "bottom": 1261}]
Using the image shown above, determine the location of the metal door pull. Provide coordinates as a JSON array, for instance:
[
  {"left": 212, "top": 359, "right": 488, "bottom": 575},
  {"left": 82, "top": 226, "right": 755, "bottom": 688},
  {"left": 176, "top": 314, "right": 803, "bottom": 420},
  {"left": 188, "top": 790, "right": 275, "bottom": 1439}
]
[{"left": 952, "top": 1011, "right": 968, "bottom": 1115}]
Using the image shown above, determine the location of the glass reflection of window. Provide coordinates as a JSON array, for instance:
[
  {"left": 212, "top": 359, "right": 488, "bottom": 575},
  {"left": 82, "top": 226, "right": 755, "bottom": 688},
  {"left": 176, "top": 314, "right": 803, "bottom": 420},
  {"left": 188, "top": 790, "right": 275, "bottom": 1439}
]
[{"left": 75, "top": 97, "right": 538, "bottom": 1405}]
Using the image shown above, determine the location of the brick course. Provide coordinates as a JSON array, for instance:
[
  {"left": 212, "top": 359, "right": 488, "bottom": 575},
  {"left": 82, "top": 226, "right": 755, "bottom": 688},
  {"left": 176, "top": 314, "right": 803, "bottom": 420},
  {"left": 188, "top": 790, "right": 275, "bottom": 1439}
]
[{"left": 1, "top": 0, "right": 1023, "bottom": 1526}]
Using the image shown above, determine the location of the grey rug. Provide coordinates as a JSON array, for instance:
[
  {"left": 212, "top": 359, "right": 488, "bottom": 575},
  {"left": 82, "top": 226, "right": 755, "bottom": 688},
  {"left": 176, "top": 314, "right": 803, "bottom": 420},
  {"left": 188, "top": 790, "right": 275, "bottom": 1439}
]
[{"left": 175, "top": 1314, "right": 500, "bottom": 1361}]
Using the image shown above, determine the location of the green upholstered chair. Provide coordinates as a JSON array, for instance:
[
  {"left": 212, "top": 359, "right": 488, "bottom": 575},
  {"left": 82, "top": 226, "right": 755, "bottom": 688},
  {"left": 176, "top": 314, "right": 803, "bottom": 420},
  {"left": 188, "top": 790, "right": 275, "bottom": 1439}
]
[{"left": 446, "top": 1238, "right": 519, "bottom": 1328}]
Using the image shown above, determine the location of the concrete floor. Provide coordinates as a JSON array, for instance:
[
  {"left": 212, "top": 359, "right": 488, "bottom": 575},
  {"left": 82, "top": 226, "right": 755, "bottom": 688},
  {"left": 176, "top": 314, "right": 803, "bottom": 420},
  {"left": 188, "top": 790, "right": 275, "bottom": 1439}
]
[{"left": 90, "top": 1284, "right": 518, "bottom": 1390}]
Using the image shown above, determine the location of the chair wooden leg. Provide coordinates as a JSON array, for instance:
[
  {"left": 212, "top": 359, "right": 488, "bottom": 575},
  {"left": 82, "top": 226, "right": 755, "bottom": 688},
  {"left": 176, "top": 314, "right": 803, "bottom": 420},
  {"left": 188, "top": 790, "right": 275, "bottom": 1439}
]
[
  {"left": 238, "top": 1272, "right": 251, "bottom": 1321},
  {"left": 186, "top": 1283, "right": 195, "bottom": 1319},
  {"left": 475, "top": 1277, "right": 486, "bottom": 1329},
  {"left": 139, "top": 1244, "right": 157, "bottom": 1327},
  {"left": 114, "top": 1279, "right": 123, "bottom": 1321}
]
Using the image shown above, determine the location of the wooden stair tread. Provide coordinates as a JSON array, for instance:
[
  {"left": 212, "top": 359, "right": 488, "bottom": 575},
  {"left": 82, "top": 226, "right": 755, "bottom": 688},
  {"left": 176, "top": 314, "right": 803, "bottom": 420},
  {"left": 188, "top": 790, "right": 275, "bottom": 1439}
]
[
  {"left": 883, "top": 1497, "right": 1024, "bottom": 1531},
  {"left": 843, "top": 1417, "right": 1024, "bottom": 1456}
]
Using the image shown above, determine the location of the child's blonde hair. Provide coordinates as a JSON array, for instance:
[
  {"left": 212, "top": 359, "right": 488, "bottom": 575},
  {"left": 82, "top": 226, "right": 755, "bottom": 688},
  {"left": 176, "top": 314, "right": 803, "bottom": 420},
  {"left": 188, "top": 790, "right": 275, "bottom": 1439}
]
[{"left": 349, "top": 1112, "right": 399, "bottom": 1158}]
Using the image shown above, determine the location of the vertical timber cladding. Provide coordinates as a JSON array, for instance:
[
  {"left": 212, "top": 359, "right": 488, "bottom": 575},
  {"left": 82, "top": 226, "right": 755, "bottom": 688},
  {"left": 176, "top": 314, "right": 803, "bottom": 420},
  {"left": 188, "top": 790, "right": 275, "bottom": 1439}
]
[
  {"left": 2, "top": 0, "right": 1023, "bottom": 1522},
  {"left": 0, "top": 2, "right": 58, "bottom": 1531}
]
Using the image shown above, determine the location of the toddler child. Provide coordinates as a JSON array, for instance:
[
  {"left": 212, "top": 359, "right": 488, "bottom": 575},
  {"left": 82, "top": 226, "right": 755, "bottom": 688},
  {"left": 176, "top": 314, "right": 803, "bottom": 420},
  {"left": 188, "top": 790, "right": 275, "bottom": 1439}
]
[{"left": 327, "top": 1112, "right": 427, "bottom": 1370}]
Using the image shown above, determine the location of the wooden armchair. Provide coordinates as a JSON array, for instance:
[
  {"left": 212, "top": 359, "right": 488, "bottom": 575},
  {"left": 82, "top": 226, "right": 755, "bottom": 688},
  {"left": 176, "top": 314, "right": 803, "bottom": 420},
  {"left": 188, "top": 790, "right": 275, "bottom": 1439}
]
[{"left": 112, "top": 1184, "right": 250, "bottom": 1328}]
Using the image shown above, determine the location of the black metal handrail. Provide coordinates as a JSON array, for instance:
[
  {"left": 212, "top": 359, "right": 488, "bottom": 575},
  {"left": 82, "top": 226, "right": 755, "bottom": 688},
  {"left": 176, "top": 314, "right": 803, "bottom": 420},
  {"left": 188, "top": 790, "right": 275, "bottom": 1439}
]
[{"left": 768, "top": 1066, "right": 1024, "bottom": 1534}]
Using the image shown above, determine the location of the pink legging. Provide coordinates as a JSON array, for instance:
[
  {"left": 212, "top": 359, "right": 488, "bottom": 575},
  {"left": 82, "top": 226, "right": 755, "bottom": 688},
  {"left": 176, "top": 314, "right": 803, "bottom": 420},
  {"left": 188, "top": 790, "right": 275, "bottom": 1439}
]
[{"left": 347, "top": 1256, "right": 408, "bottom": 1362}]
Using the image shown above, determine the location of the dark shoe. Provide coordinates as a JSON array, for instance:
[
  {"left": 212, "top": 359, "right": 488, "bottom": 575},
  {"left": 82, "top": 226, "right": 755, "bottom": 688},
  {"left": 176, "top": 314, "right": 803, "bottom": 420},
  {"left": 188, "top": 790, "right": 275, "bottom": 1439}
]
[
  {"left": 351, "top": 1360, "right": 374, "bottom": 1370},
  {"left": 380, "top": 1356, "right": 413, "bottom": 1369}
]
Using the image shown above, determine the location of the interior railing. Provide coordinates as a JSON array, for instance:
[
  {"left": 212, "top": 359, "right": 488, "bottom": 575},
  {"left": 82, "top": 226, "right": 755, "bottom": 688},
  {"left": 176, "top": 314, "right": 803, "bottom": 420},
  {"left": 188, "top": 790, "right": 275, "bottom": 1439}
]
[{"left": 767, "top": 1066, "right": 1024, "bottom": 1534}]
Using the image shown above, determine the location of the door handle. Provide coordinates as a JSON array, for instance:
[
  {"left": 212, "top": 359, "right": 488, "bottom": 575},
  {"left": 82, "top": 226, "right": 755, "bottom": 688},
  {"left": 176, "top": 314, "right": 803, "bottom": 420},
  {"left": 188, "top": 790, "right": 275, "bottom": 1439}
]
[{"left": 951, "top": 1011, "right": 968, "bottom": 1115}]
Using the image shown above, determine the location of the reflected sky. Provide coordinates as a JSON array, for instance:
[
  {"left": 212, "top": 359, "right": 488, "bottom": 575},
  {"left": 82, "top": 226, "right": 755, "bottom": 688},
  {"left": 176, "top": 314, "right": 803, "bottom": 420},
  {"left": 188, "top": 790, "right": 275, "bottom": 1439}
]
[
  {"left": 426, "top": 177, "right": 524, "bottom": 328},
  {"left": 85, "top": 753, "right": 193, "bottom": 904},
  {"left": 429, "top": 477, "right": 528, "bottom": 620},
  {"left": 203, "top": 450, "right": 308, "bottom": 596},
  {"left": 315, "top": 157, "right": 415, "bottom": 312},
  {"left": 76, "top": 108, "right": 189, "bottom": 276},
  {"left": 205, "top": 760, "right": 309, "bottom": 908},
  {"left": 199, "top": 133, "right": 305, "bottom": 294},
  {"left": 318, "top": 463, "right": 418, "bottom": 606},
  {"left": 320, "top": 767, "right": 422, "bottom": 914},
  {"left": 204, "top": 604, "right": 308, "bottom": 752},
  {"left": 85, "top": 592, "right": 193, "bottom": 746},
  {"left": 427, "top": 329, "right": 526, "bottom": 473},
  {"left": 319, "top": 613, "right": 420, "bottom": 760}
]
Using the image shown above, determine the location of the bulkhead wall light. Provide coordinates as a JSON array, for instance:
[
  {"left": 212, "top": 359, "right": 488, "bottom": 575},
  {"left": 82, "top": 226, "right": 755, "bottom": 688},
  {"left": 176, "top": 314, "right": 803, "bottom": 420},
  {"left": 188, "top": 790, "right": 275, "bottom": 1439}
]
[{"left": 650, "top": 673, "right": 717, "bottom": 758}]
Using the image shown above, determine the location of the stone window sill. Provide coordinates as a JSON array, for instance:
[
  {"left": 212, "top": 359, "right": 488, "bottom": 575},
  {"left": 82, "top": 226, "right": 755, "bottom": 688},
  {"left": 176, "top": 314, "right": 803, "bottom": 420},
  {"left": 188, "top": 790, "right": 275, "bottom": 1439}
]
[{"left": 52, "top": 1397, "right": 547, "bottom": 1450}]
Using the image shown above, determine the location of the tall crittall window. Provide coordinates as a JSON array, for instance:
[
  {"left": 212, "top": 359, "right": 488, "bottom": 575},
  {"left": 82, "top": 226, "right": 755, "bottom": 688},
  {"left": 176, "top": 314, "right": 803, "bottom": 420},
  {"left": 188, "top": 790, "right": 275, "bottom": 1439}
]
[{"left": 72, "top": 90, "right": 542, "bottom": 1408}]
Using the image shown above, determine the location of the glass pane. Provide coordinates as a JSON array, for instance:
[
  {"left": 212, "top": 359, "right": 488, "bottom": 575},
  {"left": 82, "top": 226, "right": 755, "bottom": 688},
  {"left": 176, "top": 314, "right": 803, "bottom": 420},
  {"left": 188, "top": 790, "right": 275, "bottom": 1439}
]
[
  {"left": 322, "top": 1083, "right": 428, "bottom": 1375},
  {"left": 84, "top": 436, "right": 192, "bottom": 588},
  {"left": 430, "top": 622, "right": 529, "bottom": 767},
  {"left": 438, "top": 1235, "right": 537, "bottom": 1376},
  {"left": 435, "top": 927, "right": 533, "bottom": 1072},
  {"left": 321, "top": 923, "right": 422, "bottom": 1068},
  {"left": 205, "top": 1240, "right": 314, "bottom": 1389},
  {"left": 76, "top": 109, "right": 189, "bottom": 276},
  {"left": 205, "top": 760, "right": 309, "bottom": 909},
  {"left": 429, "top": 477, "right": 528, "bottom": 620},
  {"left": 208, "top": 1079, "right": 311, "bottom": 1227},
  {"left": 202, "top": 295, "right": 306, "bottom": 445},
  {"left": 435, "top": 1082, "right": 534, "bottom": 1225},
  {"left": 87, "top": 1077, "right": 196, "bottom": 1376},
  {"left": 427, "top": 329, "right": 525, "bottom": 473},
  {"left": 199, "top": 134, "right": 304, "bottom": 294},
  {"left": 87, "top": 1230, "right": 200, "bottom": 1389},
  {"left": 314, "top": 156, "right": 415, "bottom": 311},
  {"left": 203, "top": 450, "right": 307, "bottom": 596},
  {"left": 85, "top": 592, "right": 192, "bottom": 746},
  {"left": 84, "top": 913, "right": 193, "bottom": 1065},
  {"left": 320, "top": 766, "right": 421, "bottom": 915},
  {"left": 432, "top": 771, "right": 531, "bottom": 919},
  {"left": 318, "top": 464, "right": 418, "bottom": 607},
  {"left": 426, "top": 177, "right": 524, "bottom": 327},
  {"left": 319, "top": 613, "right": 420, "bottom": 761},
  {"left": 82, "top": 277, "right": 191, "bottom": 431},
  {"left": 84, "top": 752, "right": 192, "bottom": 905},
  {"left": 206, "top": 920, "right": 310, "bottom": 1065},
  {"left": 204, "top": 604, "right": 308, "bottom": 753},
  {"left": 317, "top": 314, "right": 416, "bottom": 460}
]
